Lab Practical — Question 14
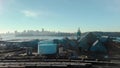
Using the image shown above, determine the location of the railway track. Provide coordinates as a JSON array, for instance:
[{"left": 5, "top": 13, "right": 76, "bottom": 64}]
[
  {"left": 0, "top": 59, "right": 119, "bottom": 68},
  {"left": 0, "top": 61, "right": 92, "bottom": 68}
]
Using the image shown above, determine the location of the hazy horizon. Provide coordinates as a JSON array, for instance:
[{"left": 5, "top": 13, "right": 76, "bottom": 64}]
[
  {"left": 0, "top": 0, "right": 120, "bottom": 33},
  {"left": 1, "top": 29, "right": 120, "bottom": 34}
]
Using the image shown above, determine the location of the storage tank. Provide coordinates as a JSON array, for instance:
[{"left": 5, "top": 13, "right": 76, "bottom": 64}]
[{"left": 38, "top": 40, "right": 57, "bottom": 55}]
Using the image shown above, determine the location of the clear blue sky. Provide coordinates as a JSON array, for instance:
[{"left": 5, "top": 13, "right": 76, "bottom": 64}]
[{"left": 0, "top": 0, "right": 120, "bottom": 33}]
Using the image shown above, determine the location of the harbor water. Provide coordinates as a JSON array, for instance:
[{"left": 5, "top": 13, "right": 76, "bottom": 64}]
[{"left": 0, "top": 34, "right": 76, "bottom": 41}]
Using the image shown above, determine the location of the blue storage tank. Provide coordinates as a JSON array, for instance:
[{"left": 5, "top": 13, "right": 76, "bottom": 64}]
[{"left": 38, "top": 40, "right": 57, "bottom": 55}]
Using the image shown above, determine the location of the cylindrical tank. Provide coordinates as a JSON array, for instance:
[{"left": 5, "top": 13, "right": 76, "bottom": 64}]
[{"left": 38, "top": 40, "right": 57, "bottom": 55}]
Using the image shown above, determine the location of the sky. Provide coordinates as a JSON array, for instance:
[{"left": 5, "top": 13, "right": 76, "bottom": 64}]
[{"left": 0, "top": 0, "right": 120, "bottom": 33}]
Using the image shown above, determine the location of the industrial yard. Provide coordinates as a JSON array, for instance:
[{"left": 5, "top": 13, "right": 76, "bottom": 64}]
[
  {"left": 1, "top": 0, "right": 120, "bottom": 67},
  {"left": 0, "top": 29, "right": 120, "bottom": 68}
]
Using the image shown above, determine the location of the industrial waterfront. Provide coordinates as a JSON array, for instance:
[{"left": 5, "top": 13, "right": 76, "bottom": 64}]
[
  {"left": 1, "top": 0, "right": 120, "bottom": 67},
  {"left": 0, "top": 29, "right": 120, "bottom": 68}
]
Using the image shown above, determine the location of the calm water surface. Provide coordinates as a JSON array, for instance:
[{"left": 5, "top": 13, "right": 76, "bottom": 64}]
[{"left": 1, "top": 34, "right": 76, "bottom": 41}]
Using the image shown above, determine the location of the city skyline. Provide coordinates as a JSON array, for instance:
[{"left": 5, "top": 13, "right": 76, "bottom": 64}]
[
  {"left": 0, "top": 28, "right": 77, "bottom": 34},
  {"left": 0, "top": 0, "right": 120, "bottom": 33}
]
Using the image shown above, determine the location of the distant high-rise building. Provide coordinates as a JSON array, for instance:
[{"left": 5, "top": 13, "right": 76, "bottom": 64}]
[
  {"left": 42, "top": 28, "right": 44, "bottom": 32},
  {"left": 14, "top": 30, "right": 18, "bottom": 34},
  {"left": 23, "top": 30, "right": 26, "bottom": 33},
  {"left": 0, "top": 35, "right": 2, "bottom": 41}
]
